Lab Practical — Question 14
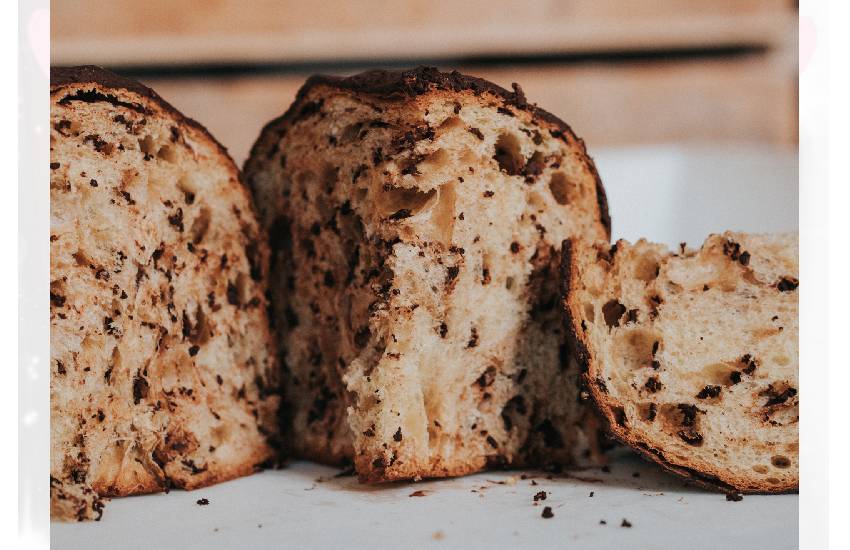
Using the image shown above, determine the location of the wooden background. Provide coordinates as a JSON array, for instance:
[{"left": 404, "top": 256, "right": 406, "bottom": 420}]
[{"left": 52, "top": 0, "right": 798, "bottom": 166}]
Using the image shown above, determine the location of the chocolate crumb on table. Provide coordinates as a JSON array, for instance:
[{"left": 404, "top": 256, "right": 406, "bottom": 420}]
[
  {"left": 621, "top": 519, "right": 632, "bottom": 528},
  {"left": 589, "top": 491, "right": 594, "bottom": 497},
  {"left": 409, "top": 490, "right": 428, "bottom": 497},
  {"left": 541, "top": 506, "right": 554, "bottom": 519},
  {"left": 533, "top": 491, "right": 547, "bottom": 502},
  {"left": 599, "top": 520, "right": 607, "bottom": 525},
  {"left": 196, "top": 498, "right": 210, "bottom": 505},
  {"left": 726, "top": 493, "right": 744, "bottom": 502}
]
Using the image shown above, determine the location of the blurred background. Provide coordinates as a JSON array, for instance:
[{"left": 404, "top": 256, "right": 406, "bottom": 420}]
[{"left": 52, "top": 0, "right": 798, "bottom": 168}]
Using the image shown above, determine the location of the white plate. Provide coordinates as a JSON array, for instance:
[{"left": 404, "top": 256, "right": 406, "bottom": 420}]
[{"left": 52, "top": 145, "right": 799, "bottom": 550}]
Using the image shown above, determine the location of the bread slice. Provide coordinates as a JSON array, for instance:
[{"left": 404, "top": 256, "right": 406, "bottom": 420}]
[
  {"left": 244, "top": 67, "right": 610, "bottom": 482},
  {"left": 50, "top": 66, "right": 280, "bottom": 520},
  {"left": 562, "top": 232, "right": 798, "bottom": 493}
]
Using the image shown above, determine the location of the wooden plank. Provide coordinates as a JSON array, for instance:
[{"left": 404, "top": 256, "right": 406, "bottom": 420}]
[
  {"left": 141, "top": 55, "right": 796, "bottom": 166},
  {"left": 52, "top": 0, "right": 795, "bottom": 66}
]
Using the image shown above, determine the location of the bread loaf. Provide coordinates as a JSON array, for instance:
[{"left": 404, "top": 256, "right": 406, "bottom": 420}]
[
  {"left": 50, "top": 66, "right": 280, "bottom": 520},
  {"left": 245, "top": 67, "right": 610, "bottom": 482},
  {"left": 562, "top": 232, "right": 798, "bottom": 493}
]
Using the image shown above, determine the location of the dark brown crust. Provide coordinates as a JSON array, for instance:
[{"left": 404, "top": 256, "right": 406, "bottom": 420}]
[
  {"left": 51, "top": 65, "right": 236, "bottom": 170},
  {"left": 559, "top": 240, "right": 797, "bottom": 495},
  {"left": 245, "top": 66, "right": 610, "bottom": 238}
]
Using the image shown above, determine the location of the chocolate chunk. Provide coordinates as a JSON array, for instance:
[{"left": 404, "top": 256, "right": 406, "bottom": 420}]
[
  {"left": 677, "top": 404, "right": 699, "bottom": 426},
  {"left": 677, "top": 428, "right": 703, "bottom": 446},
  {"left": 388, "top": 209, "right": 412, "bottom": 220},
  {"left": 467, "top": 327, "right": 479, "bottom": 348},
  {"left": 132, "top": 375, "right": 149, "bottom": 404},
  {"left": 393, "top": 428, "right": 403, "bottom": 442},
  {"left": 644, "top": 376, "right": 662, "bottom": 393},
  {"left": 541, "top": 506, "right": 554, "bottom": 519},
  {"left": 647, "top": 403, "right": 657, "bottom": 421},
  {"left": 776, "top": 277, "right": 799, "bottom": 292},
  {"left": 446, "top": 265, "right": 460, "bottom": 283},
  {"left": 476, "top": 366, "right": 497, "bottom": 388},
  {"left": 762, "top": 385, "right": 797, "bottom": 406},
  {"left": 50, "top": 292, "right": 66, "bottom": 308},
  {"left": 696, "top": 385, "right": 722, "bottom": 399},
  {"left": 729, "top": 371, "right": 742, "bottom": 384},
  {"left": 741, "top": 354, "right": 758, "bottom": 375}
]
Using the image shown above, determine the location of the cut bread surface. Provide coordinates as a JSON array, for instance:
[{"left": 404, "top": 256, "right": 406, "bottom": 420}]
[
  {"left": 563, "top": 232, "right": 798, "bottom": 493},
  {"left": 245, "top": 67, "right": 610, "bottom": 482},
  {"left": 50, "top": 66, "right": 280, "bottom": 520}
]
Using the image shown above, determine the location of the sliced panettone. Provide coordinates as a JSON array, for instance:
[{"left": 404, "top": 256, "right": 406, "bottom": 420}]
[
  {"left": 562, "top": 232, "right": 798, "bottom": 493},
  {"left": 50, "top": 66, "right": 280, "bottom": 520},
  {"left": 244, "top": 67, "right": 610, "bottom": 482}
]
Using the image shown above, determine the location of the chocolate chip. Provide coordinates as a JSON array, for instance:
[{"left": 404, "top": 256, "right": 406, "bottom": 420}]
[
  {"left": 467, "top": 327, "right": 479, "bottom": 348},
  {"left": 393, "top": 428, "right": 403, "bottom": 442},
  {"left": 468, "top": 127, "right": 484, "bottom": 140},
  {"left": 446, "top": 265, "right": 460, "bottom": 284},
  {"left": 644, "top": 376, "right": 662, "bottom": 393},
  {"left": 729, "top": 371, "right": 742, "bottom": 384},
  {"left": 132, "top": 375, "right": 149, "bottom": 404},
  {"left": 188, "top": 345, "right": 200, "bottom": 356},
  {"left": 677, "top": 428, "right": 703, "bottom": 446},
  {"left": 777, "top": 277, "right": 799, "bottom": 292},
  {"left": 646, "top": 403, "right": 657, "bottom": 421},
  {"left": 388, "top": 209, "right": 412, "bottom": 220},
  {"left": 541, "top": 506, "right": 554, "bottom": 519},
  {"left": 696, "top": 385, "right": 721, "bottom": 399},
  {"left": 762, "top": 385, "right": 797, "bottom": 406},
  {"left": 476, "top": 366, "right": 497, "bottom": 388}
]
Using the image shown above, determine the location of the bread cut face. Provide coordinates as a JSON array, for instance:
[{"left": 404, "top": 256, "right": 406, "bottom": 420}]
[
  {"left": 563, "top": 232, "right": 798, "bottom": 493},
  {"left": 50, "top": 66, "right": 280, "bottom": 520},
  {"left": 245, "top": 67, "right": 610, "bottom": 482}
]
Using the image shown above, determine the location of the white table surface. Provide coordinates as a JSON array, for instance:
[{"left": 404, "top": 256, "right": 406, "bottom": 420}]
[{"left": 52, "top": 144, "right": 799, "bottom": 550}]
